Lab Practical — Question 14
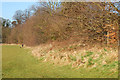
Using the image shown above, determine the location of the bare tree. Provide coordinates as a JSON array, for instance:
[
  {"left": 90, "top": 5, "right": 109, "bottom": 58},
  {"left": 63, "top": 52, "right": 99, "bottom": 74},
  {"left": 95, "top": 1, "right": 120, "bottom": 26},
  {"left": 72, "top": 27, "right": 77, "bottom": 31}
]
[{"left": 13, "top": 10, "right": 24, "bottom": 24}]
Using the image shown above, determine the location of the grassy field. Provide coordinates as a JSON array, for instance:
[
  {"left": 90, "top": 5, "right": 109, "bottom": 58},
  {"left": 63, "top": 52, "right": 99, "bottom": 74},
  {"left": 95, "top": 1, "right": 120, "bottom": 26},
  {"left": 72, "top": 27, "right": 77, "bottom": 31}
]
[{"left": 2, "top": 45, "right": 118, "bottom": 78}]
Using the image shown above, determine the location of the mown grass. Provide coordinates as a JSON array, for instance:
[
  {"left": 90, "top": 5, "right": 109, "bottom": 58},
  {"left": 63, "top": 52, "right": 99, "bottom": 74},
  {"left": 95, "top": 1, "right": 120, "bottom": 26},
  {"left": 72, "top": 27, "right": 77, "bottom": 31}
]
[{"left": 2, "top": 45, "right": 118, "bottom": 78}]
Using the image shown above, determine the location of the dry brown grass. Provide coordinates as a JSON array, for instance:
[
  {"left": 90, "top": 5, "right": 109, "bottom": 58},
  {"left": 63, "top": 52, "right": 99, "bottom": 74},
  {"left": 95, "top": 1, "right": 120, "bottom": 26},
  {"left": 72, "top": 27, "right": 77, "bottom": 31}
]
[{"left": 31, "top": 39, "right": 118, "bottom": 69}]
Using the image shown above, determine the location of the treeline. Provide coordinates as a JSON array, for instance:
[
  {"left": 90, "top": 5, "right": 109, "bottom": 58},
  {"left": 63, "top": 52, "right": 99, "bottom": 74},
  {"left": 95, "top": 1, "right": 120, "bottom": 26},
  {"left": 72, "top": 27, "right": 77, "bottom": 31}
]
[{"left": 1, "top": 2, "right": 119, "bottom": 46}]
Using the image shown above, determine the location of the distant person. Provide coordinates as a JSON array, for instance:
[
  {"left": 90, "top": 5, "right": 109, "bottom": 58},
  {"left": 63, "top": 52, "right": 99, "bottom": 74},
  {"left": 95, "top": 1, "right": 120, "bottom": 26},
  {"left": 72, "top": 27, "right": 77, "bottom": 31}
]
[
  {"left": 22, "top": 44, "right": 24, "bottom": 47},
  {"left": 20, "top": 44, "right": 24, "bottom": 48}
]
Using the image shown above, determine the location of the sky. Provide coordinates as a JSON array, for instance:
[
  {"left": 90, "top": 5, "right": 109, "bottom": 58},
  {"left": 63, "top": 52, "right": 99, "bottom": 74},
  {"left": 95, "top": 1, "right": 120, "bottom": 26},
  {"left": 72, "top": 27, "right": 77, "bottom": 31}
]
[{"left": 1, "top": 2, "right": 38, "bottom": 21}]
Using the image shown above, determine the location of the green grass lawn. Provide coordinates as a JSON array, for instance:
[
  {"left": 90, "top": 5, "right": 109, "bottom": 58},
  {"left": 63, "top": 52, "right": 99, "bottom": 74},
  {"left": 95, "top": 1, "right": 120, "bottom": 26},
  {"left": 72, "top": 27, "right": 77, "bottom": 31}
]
[{"left": 2, "top": 45, "right": 118, "bottom": 78}]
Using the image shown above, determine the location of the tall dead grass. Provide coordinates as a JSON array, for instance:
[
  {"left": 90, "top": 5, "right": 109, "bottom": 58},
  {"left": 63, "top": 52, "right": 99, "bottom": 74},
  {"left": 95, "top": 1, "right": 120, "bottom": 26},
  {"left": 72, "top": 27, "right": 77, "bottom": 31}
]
[{"left": 31, "top": 39, "right": 118, "bottom": 69}]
